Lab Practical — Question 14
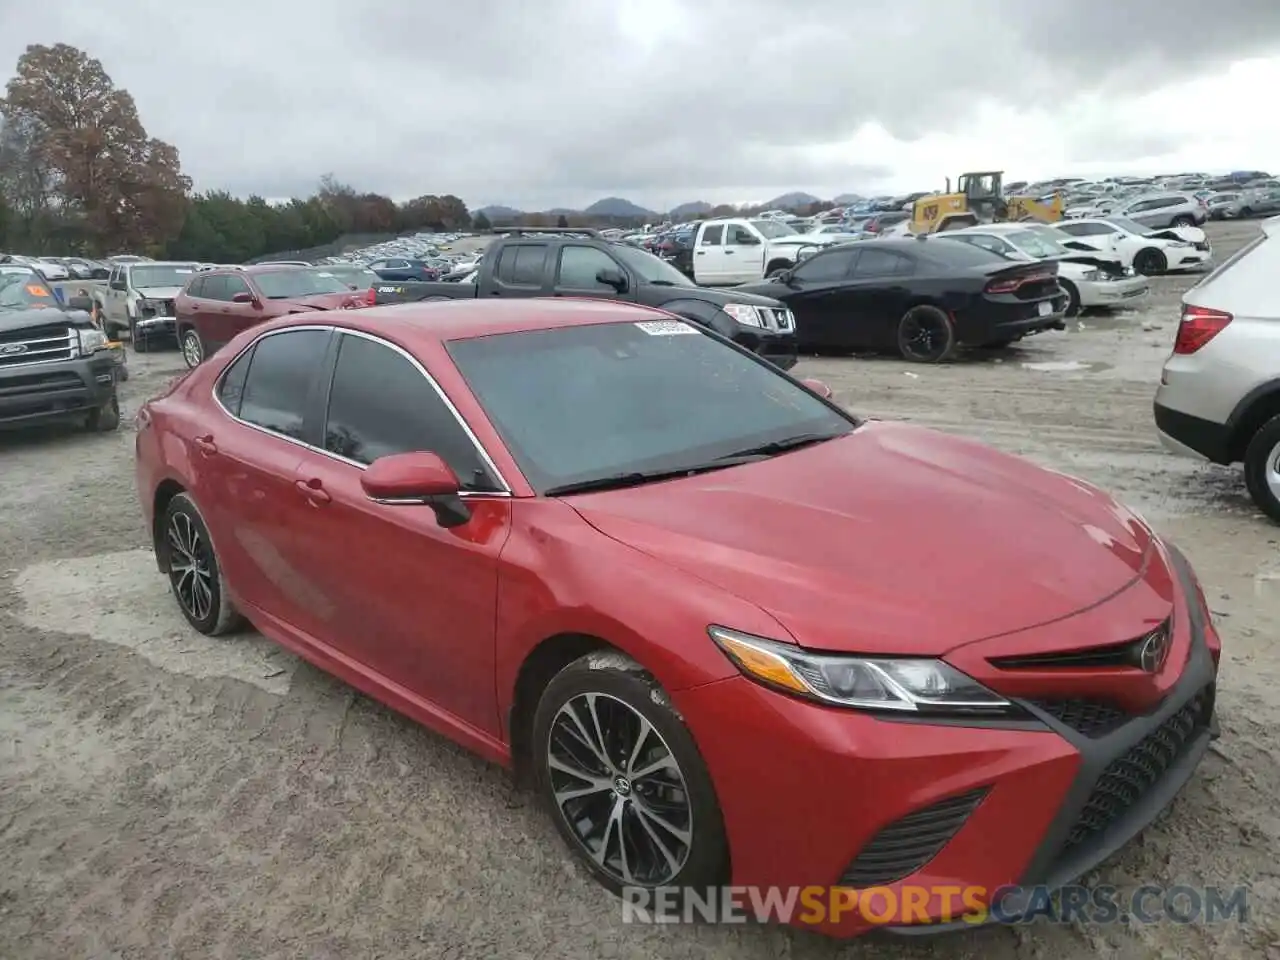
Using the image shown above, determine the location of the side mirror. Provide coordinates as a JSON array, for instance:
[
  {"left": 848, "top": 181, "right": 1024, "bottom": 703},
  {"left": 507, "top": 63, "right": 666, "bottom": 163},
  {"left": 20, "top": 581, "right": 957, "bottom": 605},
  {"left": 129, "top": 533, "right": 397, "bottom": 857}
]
[
  {"left": 67, "top": 295, "right": 94, "bottom": 313},
  {"left": 596, "top": 267, "right": 628, "bottom": 293},
  {"left": 361, "top": 451, "right": 471, "bottom": 527},
  {"left": 802, "top": 378, "right": 833, "bottom": 399},
  {"left": 231, "top": 291, "right": 256, "bottom": 304}
]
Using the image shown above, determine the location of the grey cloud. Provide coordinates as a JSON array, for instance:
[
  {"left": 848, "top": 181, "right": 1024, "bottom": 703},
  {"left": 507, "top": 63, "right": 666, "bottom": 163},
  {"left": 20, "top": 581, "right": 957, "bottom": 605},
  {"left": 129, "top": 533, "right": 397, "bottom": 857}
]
[{"left": 2, "top": 0, "right": 1278, "bottom": 210}]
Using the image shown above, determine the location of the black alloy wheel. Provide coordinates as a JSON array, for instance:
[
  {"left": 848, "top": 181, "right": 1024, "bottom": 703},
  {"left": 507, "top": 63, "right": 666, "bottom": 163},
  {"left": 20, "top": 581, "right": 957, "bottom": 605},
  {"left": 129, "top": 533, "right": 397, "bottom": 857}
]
[{"left": 897, "top": 305, "right": 955, "bottom": 362}]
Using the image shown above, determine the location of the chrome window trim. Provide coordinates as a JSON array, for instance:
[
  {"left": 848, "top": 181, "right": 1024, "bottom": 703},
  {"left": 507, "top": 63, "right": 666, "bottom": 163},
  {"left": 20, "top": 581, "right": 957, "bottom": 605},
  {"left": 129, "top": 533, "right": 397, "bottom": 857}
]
[{"left": 210, "top": 324, "right": 514, "bottom": 497}]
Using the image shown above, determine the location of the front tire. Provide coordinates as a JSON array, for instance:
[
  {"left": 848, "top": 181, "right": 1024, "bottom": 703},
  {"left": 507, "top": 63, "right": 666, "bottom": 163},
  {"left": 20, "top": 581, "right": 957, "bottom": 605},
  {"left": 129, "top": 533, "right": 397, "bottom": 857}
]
[
  {"left": 180, "top": 327, "right": 204, "bottom": 368},
  {"left": 158, "top": 493, "right": 243, "bottom": 635},
  {"left": 1061, "top": 279, "right": 1082, "bottom": 318},
  {"left": 129, "top": 318, "right": 149, "bottom": 353},
  {"left": 531, "top": 653, "right": 728, "bottom": 896},
  {"left": 896, "top": 304, "right": 955, "bottom": 362},
  {"left": 1171, "top": 215, "right": 1195, "bottom": 227},
  {"left": 1243, "top": 416, "right": 1280, "bottom": 524},
  {"left": 1133, "top": 248, "right": 1168, "bottom": 276},
  {"left": 85, "top": 393, "right": 120, "bottom": 433}
]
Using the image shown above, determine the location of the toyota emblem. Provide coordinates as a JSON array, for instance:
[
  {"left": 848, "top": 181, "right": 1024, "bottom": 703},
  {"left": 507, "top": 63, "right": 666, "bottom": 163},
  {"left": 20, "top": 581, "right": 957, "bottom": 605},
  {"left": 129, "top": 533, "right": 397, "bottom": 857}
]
[
  {"left": 0, "top": 343, "right": 28, "bottom": 356},
  {"left": 1137, "top": 627, "right": 1170, "bottom": 673}
]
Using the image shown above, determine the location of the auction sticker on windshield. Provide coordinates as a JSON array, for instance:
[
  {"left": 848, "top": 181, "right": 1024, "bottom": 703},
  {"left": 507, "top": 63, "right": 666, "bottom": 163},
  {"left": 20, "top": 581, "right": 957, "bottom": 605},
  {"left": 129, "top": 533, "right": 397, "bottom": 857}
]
[{"left": 635, "top": 320, "right": 698, "bottom": 336}]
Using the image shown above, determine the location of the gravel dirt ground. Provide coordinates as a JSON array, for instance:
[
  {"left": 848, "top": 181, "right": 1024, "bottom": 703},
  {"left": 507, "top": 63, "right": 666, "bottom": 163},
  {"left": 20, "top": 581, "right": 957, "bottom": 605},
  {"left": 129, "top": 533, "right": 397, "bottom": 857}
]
[{"left": 2, "top": 220, "right": 1278, "bottom": 960}]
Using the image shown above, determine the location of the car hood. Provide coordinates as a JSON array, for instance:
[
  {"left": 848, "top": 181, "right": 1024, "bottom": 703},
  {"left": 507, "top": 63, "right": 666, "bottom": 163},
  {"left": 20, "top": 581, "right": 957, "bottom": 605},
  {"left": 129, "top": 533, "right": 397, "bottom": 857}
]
[
  {"left": 570, "top": 421, "right": 1157, "bottom": 655},
  {"left": 0, "top": 306, "right": 86, "bottom": 333},
  {"left": 134, "top": 285, "right": 184, "bottom": 299},
  {"left": 671, "top": 285, "right": 786, "bottom": 309},
  {"left": 768, "top": 236, "right": 833, "bottom": 247}
]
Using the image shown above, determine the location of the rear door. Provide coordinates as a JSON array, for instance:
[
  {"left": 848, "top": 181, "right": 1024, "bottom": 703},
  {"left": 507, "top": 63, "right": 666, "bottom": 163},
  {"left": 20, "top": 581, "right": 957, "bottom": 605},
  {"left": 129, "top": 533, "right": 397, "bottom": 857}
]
[
  {"left": 489, "top": 243, "right": 549, "bottom": 297},
  {"left": 694, "top": 224, "right": 727, "bottom": 284},
  {"left": 551, "top": 244, "right": 635, "bottom": 301}
]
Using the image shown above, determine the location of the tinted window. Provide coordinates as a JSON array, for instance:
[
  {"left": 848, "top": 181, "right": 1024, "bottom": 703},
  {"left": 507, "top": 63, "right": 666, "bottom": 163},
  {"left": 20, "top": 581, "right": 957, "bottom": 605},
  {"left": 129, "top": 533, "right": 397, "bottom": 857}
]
[
  {"left": 700, "top": 225, "right": 724, "bottom": 246},
  {"left": 556, "top": 246, "right": 619, "bottom": 289},
  {"left": 200, "top": 276, "right": 230, "bottom": 300},
  {"left": 496, "top": 244, "right": 548, "bottom": 286},
  {"left": 794, "top": 248, "right": 857, "bottom": 282},
  {"left": 216, "top": 344, "right": 255, "bottom": 416},
  {"left": 1057, "top": 222, "right": 1115, "bottom": 237},
  {"left": 185, "top": 276, "right": 206, "bottom": 298},
  {"left": 238, "top": 330, "right": 331, "bottom": 440},
  {"left": 852, "top": 249, "right": 912, "bottom": 278},
  {"left": 446, "top": 322, "right": 854, "bottom": 493},
  {"left": 323, "top": 334, "right": 497, "bottom": 489},
  {"left": 223, "top": 274, "right": 252, "bottom": 299}
]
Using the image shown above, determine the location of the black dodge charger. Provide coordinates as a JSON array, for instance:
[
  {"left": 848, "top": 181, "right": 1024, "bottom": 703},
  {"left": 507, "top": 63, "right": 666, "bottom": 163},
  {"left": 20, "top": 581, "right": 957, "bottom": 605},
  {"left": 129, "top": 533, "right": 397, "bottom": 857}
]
[{"left": 737, "top": 235, "right": 1068, "bottom": 362}]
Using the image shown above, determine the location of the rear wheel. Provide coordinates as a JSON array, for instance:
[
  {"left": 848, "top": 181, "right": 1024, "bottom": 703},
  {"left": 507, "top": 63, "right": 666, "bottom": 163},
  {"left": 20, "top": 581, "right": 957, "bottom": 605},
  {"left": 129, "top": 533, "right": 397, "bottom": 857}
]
[
  {"left": 896, "top": 305, "right": 954, "bottom": 362},
  {"left": 1243, "top": 415, "right": 1280, "bottom": 524},
  {"left": 180, "top": 327, "right": 204, "bottom": 368},
  {"left": 159, "top": 493, "right": 244, "bottom": 635},
  {"left": 1133, "top": 248, "right": 1167, "bottom": 276},
  {"left": 1171, "top": 215, "right": 1195, "bottom": 227}
]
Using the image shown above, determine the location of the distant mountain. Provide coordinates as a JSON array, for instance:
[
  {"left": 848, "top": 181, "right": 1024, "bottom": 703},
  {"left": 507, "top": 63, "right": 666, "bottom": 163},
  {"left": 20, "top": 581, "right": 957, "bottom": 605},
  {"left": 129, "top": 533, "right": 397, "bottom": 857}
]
[
  {"left": 670, "top": 200, "right": 713, "bottom": 218},
  {"left": 546, "top": 207, "right": 578, "bottom": 216},
  {"left": 764, "top": 191, "right": 821, "bottom": 210},
  {"left": 832, "top": 193, "right": 863, "bottom": 204},
  {"left": 583, "top": 196, "right": 654, "bottom": 218},
  {"left": 476, "top": 204, "right": 522, "bottom": 221}
]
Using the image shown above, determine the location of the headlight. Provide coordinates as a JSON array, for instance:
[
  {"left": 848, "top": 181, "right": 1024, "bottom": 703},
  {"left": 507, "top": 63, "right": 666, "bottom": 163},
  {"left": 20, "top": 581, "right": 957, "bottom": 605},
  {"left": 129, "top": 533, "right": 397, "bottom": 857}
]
[
  {"left": 722, "top": 303, "right": 764, "bottom": 327},
  {"left": 708, "top": 626, "right": 1013, "bottom": 713},
  {"left": 76, "top": 327, "right": 109, "bottom": 355},
  {"left": 1081, "top": 269, "right": 1101, "bottom": 281}
]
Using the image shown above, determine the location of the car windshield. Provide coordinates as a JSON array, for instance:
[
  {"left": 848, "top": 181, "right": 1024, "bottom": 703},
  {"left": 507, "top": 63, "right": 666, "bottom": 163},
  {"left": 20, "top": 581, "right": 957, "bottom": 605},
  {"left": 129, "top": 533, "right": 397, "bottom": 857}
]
[
  {"left": 0, "top": 268, "right": 57, "bottom": 310},
  {"left": 314, "top": 265, "right": 378, "bottom": 287},
  {"left": 751, "top": 220, "right": 799, "bottom": 238},
  {"left": 446, "top": 320, "right": 855, "bottom": 494},
  {"left": 130, "top": 264, "right": 198, "bottom": 288},
  {"left": 1105, "top": 217, "right": 1152, "bottom": 236},
  {"left": 1006, "top": 229, "right": 1072, "bottom": 258},
  {"left": 253, "top": 269, "right": 351, "bottom": 298},
  {"left": 610, "top": 243, "right": 694, "bottom": 285}
]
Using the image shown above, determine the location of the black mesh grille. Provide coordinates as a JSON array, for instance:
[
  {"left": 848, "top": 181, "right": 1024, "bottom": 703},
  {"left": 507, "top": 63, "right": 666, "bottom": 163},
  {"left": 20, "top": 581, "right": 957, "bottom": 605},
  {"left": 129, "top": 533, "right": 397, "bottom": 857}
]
[
  {"left": 838, "top": 788, "right": 987, "bottom": 888},
  {"left": 1030, "top": 699, "right": 1128, "bottom": 738},
  {"left": 1061, "top": 686, "right": 1211, "bottom": 851}
]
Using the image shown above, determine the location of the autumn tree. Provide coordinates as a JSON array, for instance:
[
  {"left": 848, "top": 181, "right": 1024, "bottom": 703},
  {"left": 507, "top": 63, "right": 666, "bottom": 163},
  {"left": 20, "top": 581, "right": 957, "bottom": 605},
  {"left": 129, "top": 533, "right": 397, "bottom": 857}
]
[{"left": 1, "top": 43, "right": 191, "bottom": 254}]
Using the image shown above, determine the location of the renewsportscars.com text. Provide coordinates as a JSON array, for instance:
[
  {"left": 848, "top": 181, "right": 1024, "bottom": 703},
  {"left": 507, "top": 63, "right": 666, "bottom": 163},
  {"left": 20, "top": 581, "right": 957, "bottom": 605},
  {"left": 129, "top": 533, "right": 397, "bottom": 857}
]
[{"left": 621, "top": 884, "right": 1249, "bottom": 926}]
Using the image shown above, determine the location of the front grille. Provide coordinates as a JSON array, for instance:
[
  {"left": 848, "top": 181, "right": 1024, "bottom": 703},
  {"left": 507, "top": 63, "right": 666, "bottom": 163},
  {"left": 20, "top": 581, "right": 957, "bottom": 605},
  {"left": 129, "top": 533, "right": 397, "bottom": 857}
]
[
  {"left": 139, "top": 298, "right": 176, "bottom": 318},
  {"left": 760, "top": 307, "right": 793, "bottom": 331},
  {"left": 0, "top": 325, "right": 74, "bottom": 368},
  {"left": 1030, "top": 699, "right": 1128, "bottom": 738},
  {"left": 1060, "top": 686, "right": 1212, "bottom": 851},
  {"left": 837, "top": 788, "right": 987, "bottom": 888},
  {"left": 989, "top": 620, "right": 1170, "bottom": 670}
]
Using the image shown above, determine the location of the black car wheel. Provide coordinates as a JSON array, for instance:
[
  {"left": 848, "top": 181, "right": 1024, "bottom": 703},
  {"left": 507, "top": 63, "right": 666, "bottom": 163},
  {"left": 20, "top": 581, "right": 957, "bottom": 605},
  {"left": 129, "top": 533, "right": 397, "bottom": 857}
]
[
  {"left": 159, "top": 493, "right": 244, "bottom": 635},
  {"left": 896, "top": 305, "right": 955, "bottom": 362},
  {"left": 1171, "top": 215, "right": 1196, "bottom": 227},
  {"left": 532, "top": 652, "right": 728, "bottom": 896},
  {"left": 129, "top": 318, "right": 149, "bottom": 353},
  {"left": 1060, "top": 279, "right": 1082, "bottom": 318},
  {"left": 84, "top": 393, "right": 120, "bottom": 433},
  {"left": 1133, "top": 248, "right": 1168, "bottom": 276},
  {"left": 1240, "top": 206, "right": 1254, "bottom": 218},
  {"left": 1244, "top": 415, "right": 1280, "bottom": 524},
  {"left": 180, "top": 327, "right": 204, "bottom": 368}
]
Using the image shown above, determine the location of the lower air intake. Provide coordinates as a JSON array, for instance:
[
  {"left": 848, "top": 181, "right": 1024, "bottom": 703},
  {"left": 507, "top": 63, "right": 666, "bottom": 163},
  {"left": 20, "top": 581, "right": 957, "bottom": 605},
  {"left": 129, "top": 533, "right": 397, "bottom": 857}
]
[{"left": 837, "top": 788, "right": 988, "bottom": 888}]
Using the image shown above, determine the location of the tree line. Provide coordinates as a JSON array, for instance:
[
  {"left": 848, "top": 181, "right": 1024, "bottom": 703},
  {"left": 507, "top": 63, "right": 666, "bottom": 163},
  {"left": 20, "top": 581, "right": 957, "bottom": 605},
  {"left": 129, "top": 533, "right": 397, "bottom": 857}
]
[{"left": 0, "top": 43, "right": 839, "bottom": 264}]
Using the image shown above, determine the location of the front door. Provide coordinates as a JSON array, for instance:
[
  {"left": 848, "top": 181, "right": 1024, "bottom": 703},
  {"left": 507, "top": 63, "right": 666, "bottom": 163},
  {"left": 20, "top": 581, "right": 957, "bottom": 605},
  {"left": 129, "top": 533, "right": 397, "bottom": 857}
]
[
  {"left": 722, "top": 223, "right": 766, "bottom": 283},
  {"left": 694, "top": 224, "right": 728, "bottom": 284},
  {"left": 202, "top": 274, "right": 262, "bottom": 352},
  {"left": 552, "top": 245, "right": 637, "bottom": 302},
  {"left": 779, "top": 247, "right": 861, "bottom": 349},
  {"left": 289, "top": 330, "right": 511, "bottom": 735}
]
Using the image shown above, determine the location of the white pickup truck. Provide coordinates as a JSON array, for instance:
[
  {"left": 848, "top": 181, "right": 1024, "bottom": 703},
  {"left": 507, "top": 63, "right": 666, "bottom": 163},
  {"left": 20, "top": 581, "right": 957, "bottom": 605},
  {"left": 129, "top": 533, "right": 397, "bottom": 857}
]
[
  {"left": 93, "top": 261, "right": 200, "bottom": 342},
  {"left": 691, "top": 218, "right": 833, "bottom": 285}
]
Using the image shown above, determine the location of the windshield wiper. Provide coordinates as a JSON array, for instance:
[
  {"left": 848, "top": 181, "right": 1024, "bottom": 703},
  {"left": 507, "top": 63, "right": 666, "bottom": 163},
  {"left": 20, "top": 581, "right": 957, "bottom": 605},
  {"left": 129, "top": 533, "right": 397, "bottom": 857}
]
[
  {"left": 718, "top": 432, "right": 840, "bottom": 459},
  {"left": 544, "top": 460, "right": 753, "bottom": 497}
]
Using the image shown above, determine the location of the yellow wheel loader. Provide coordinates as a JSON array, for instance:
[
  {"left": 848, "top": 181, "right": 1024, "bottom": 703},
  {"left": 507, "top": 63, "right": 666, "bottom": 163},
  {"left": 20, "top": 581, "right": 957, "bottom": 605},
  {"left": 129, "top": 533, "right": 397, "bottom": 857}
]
[{"left": 910, "top": 172, "right": 1064, "bottom": 234}]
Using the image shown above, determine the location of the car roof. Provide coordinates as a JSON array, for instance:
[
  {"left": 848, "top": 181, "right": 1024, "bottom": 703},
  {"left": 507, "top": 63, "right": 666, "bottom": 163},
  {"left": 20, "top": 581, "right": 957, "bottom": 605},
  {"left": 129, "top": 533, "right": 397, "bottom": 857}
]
[{"left": 296, "top": 298, "right": 679, "bottom": 345}]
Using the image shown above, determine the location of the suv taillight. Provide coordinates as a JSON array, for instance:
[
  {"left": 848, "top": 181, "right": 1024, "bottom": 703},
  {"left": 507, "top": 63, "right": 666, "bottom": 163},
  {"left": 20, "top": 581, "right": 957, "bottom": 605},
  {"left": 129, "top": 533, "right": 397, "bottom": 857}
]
[
  {"left": 1173, "top": 304, "right": 1231, "bottom": 354},
  {"left": 365, "top": 286, "right": 377, "bottom": 306}
]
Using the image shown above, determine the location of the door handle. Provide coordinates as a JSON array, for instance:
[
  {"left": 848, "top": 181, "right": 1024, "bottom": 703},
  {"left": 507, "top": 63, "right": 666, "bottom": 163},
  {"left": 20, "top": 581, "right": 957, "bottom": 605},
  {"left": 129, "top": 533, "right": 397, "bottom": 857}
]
[
  {"left": 724, "top": 250, "right": 735, "bottom": 255},
  {"left": 695, "top": 251, "right": 706, "bottom": 255},
  {"left": 295, "top": 478, "right": 331, "bottom": 505},
  {"left": 193, "top": 435, "right": 217, "bottom": 456}
]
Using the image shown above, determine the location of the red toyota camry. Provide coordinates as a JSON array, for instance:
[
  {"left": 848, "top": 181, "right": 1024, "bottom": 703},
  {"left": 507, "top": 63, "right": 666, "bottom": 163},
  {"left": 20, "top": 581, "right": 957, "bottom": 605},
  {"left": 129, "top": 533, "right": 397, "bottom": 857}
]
[{"left": 134, "top": 299, "right": 1220, "bottom": 937}]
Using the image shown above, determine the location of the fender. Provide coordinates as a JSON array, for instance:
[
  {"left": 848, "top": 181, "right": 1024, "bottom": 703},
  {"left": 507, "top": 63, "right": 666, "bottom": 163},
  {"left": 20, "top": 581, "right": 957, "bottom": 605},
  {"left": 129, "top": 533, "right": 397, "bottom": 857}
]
[
  {"left": 650, "top": 297, "right": 736, "bottom": 339},
  {"left": 1227, "top": 378, "right": 1280, "bottom": 431}
]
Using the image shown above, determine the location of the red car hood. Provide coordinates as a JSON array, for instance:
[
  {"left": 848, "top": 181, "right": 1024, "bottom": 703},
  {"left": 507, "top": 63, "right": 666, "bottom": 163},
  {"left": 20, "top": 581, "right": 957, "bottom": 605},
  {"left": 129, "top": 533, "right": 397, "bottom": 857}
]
[{"left": 571, "top": 421, "right": 1161, "bottom": 655}]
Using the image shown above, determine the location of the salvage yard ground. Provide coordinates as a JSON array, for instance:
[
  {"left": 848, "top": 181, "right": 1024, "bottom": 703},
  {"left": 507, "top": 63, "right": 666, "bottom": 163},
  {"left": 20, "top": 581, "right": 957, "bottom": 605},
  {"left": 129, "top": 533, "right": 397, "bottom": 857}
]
[{"left": 2, "top": 220, "right": 1278, "bottom": 960}]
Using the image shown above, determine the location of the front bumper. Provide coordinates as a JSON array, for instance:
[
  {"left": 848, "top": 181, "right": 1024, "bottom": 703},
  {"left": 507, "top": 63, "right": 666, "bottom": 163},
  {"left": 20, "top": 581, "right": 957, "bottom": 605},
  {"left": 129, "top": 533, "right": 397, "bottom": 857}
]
[
  {"left": 672, "top": 547, "right": 1217, "bottom": 938},
  {"left": 1079, "top": 276, "right": 1150, "bottom": 308},
  {"left": 0, "top": 354, "right": 117, "bottom": 427},
  {"left": 734, "top": 328, "right": 798, "bottom": 371},
  {"left": 133, "top": 313, "right": 177, "bottom": 338}
]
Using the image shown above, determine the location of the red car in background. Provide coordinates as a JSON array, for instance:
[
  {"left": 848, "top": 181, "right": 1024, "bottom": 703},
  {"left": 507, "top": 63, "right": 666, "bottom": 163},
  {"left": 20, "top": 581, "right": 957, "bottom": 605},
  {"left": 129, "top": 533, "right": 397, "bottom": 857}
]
[
  {"left": 134, "top": 299, "right": 1220, "bottom": 938},
  {"left": 174, "top": 264, "right": 361, "bottom": 369}
]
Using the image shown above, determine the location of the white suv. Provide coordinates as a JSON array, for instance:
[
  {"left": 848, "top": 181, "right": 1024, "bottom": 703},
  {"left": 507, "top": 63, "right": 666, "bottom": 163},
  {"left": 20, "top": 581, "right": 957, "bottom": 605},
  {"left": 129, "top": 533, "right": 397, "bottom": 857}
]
[{"left": 1154, "top": 216, "right": 1280, "bottom": 520}]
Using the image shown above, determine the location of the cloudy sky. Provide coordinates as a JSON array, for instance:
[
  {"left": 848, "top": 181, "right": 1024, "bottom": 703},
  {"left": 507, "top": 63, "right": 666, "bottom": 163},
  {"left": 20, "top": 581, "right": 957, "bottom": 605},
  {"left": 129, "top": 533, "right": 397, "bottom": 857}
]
[{"left": 3, "top": 0, "right": 1280, "bottom": 212}]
